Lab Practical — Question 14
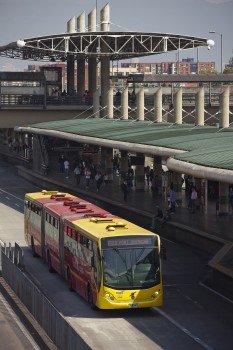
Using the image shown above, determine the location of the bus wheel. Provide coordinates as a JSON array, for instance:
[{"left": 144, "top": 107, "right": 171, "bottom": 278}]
[
  {"left": 87, "top": 285, "right": 97, "bottom": 310},
  {"left": 31, "top": 237, "right": 37, "bottom": 257},
  {"left": 47, "top": 252, "right": 54, "bottom": 273},
  {"left": 67, "top": 268, "right": 73, "bottom": 291}
]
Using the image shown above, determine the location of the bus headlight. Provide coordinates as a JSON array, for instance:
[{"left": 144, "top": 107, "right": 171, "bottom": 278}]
[
  {"left": 104, "top": 292, "right": 115, "bottom": 301},
  {"left": 151, "top": 291, "right": 159, "bottom": 299}
]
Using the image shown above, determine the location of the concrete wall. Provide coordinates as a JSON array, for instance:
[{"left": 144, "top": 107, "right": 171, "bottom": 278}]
[
  {"left": 1, "top": 249, "right": 90, "bottom": 350},
  {"left": 0, "top": 108, "right": 92, "bottom": 128}
]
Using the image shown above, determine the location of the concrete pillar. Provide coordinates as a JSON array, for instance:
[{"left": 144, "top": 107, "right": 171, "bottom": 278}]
[
  {"left": 105, "top": 148, "right": 113, "bottom": 181},
  {"left": 101, "top": 56, "right": 110, "bottom": 112},
  {"left": 76, "top": 12, "right": 86, "bottom": 97},
  {"left": 88, "top": 9, "right": 97, "bottom": 95},
  {"left": 100, "top": 3, "right": 110, "bottom": 31},
  {"left": 137, "top": 87, "right": 144, "bottom": 121},
  {"left": 135, "top": 154, "right": 145, "bottom": 190},
  {"left": 67, "top": 56, "right": 75, "bottom": 95},
  {"left": 66, "top": 16, "right": 76, "bottom": 95},
  {"left": 174, "top": 88, "right": 183, "bottom": 124},
  {"left": 93, "top": 89, "right": 100, "bottom": 118},
  {"left": 100, "top": 4, "right": 110, "bottom": 113},
  {"left": 121, "top": 86, "right": 128, "bottom": 120},
  {"left": 195, "top": 87, "right": 205, "bottom": 126},
  {"left": 195, "top": 178, "right": 208, "bottom": 213},
  {"left": 32, "top": 135, "right": 41, "bottom": 173},
  {"left": 107, "top": 87, "right": 114, "bottom": 119},
  {"left": 153, "top": 156, "right": 163, "bottom": 195},
  {"left": 220, "top": 86, "right": 230, "bottom": 129},
  {"left": 172, "top": 172, "right": 182, "bottom": 203},
  {"left": 67, "top": 16, "right": 76, "bottom": 33},
  {"left": 218, "top": 182, "right": 229, "bottom": 215},
  {"left": 120, "top": 150, "right": 128, "bottom": 179},
  {"left": 88, "top": 58, "right": 97, "bottom": 95},
  {"left": 92, "top": 146, "right": 101, "bottom": 167},
  {"left": 77, "top": 12, "right": 85, "bottom": 32},
  {"left": 77, "top": 59, "right": 86, "bottom": 97},
  {"left": 154, "top": 87, "right": 163, "bottom": 122}
]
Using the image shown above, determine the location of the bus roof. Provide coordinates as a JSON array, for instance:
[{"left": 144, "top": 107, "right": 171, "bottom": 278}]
[
  {"left": 25, "top": 190, "right": 76, "bottom": 202},
  {"left": 45, "top": 201, "right": 110, "bottom": 217},
  {"left": 71, "top": 217, "right": 157, "bottom": 240}
]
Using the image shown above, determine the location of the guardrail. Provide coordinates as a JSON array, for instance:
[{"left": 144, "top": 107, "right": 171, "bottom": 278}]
[
  {"left": 0, "top": 243, "right": 90, "bottom": 350},
  {"left": 1, "top": 93, "right": 232, "bottom": 108},
  {"left": 0, "top": 94, "right": 93, "bottom": 108}
]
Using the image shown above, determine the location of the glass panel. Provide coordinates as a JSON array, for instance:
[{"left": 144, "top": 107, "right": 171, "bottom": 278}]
[{"left": 102, "top": 247, "right": 160, "bottom": 289}]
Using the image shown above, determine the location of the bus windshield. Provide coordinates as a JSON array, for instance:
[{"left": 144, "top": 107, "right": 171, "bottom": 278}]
[{"left": 102, "top": 246, "right": 160, "bottom": 289}]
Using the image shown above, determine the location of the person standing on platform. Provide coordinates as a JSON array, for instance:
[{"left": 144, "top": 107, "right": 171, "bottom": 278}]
[
  {"left": 229, "top": 187, "right": 233, "bottom": 213},
  {"left": 168, "top": 185, "right": 176, "bottom": 213},
  {"left": 58, "top": 155, "right": 65, "bottom": 173},
  {"left": 190, "top": 186, "right": 198, "bottom": 213},
  {"left": 95, "top": 171, "right": 103, "bottom": 192},
  {"left": 85, "top": 167, "right": 92, "bottom": 189}
]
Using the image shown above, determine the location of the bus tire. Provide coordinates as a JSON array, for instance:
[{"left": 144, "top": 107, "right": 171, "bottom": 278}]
[
  {"left": 87, "top": 285, "right": 97, "bottom": 310},
  {"left": 67, "top": 268, "right": 73, "bottom": 291},
  {"left": 47, "top": 251, "right": 54, "bottom": 273},
  {"left": 31, "top": 237, "right": 37, "bottom": 257}
]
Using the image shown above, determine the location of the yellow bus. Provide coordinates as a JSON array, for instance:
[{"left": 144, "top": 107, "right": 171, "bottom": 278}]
[{"left": 25, "top": 190, "right": 163, "bottom": 309}]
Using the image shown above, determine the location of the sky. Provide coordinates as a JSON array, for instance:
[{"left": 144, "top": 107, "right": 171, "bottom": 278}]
[{"left": 0, "top": 0, "right": 232, "bottom": 71}]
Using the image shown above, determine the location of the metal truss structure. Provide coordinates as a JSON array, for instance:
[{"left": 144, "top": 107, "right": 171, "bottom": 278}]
[{"left": 0, "top": 31, "right": 208, "bottom": 62}]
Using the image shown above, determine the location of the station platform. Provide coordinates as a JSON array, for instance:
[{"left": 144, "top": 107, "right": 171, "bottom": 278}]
[{"left": 43, "top": 166, "right": 233, "bottom": 243}]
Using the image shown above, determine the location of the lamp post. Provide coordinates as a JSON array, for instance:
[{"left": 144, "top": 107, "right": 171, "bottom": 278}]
[{"left": 209, "top": 30, "right": 223, "bottom": 73}]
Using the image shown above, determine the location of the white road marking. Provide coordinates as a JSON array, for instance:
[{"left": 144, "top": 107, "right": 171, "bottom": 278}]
[
  {"left": 0, "top": 293, "right": 40, "bottom": 350},
  {"left": 154, "top": 307, "right": 214, "bottom": 350},
  {"left": 0, "top": 188, "right": 24, "bottom": 202},
  {"left": 14, "top": 203, "right": 20, "bottom": 207},
  {"left": 5, "top": 197, "right": 10, "bottom": 200},
  {"left": 199, "top": 282, "right": 233, "bottom": 304}
]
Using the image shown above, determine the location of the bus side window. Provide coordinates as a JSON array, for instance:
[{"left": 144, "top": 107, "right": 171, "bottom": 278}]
[
  {"left": 67, "top": 227, "right": 72, "bottom": 237},
  {"left": 75, "top": 230, "right": 80, "bottom": 242},
  {"left": 45, "top": 212, "right": 49, "bottom": 222},
  {"left": 88, "top": 240, "right": 93, "bottom": 251},
  {"left": 80, "top": 235, "right": 84, "bottom": 245}
]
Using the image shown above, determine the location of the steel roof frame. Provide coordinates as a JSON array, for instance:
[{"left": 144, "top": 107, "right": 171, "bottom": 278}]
[{"left": 0, "top": 32, "right": 208, "bottom": 62}]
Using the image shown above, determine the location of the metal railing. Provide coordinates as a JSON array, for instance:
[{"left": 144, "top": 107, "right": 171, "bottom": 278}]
[{"left": 0, "top": 92, "right": 232, "bottom": 108}]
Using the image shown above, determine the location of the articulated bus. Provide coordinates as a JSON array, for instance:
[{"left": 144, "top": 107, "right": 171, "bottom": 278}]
[{"left": 24, "top": 190, "right": 163, "bottom": 309}]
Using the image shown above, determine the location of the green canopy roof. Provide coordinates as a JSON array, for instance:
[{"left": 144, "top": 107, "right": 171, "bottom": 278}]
[{"left": 25, "top": 119, "right": 233, "bottom": 171}]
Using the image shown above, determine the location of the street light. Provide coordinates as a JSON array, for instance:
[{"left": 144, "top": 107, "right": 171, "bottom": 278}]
[{"left": 209, "top": 30, "right": 223, "bottom": 73}]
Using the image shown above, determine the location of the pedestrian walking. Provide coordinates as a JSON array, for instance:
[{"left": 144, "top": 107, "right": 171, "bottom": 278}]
[
  {"left": 74, "top": 165, "right": 81, "bottom": 185},
  {"left": 95, "top": 171, "right": 103, "bottom": 192},
  {"left": 64, "top": 159, "right": 69, "bottom": 178},
  {"left": 121, "top": 180, "right": 129, "bottom": 202}
]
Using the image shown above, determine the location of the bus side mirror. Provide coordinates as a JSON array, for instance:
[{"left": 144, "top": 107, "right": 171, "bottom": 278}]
[{"left": 161, "top": 245, "right": 167, "bottom": 260}]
